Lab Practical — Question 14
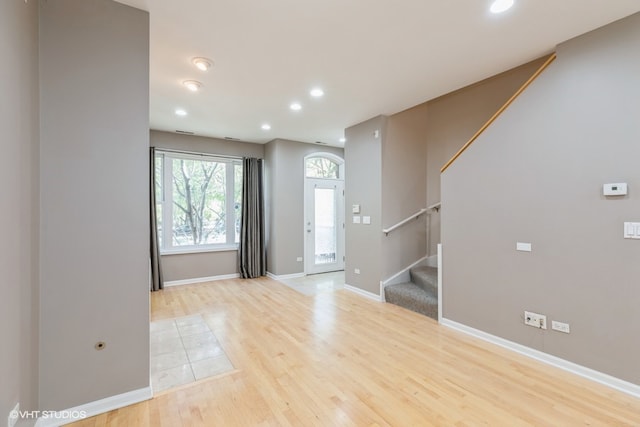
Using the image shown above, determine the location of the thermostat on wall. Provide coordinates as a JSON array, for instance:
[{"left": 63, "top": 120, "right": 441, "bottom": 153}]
[{"left": 603, "top": 183, "right": 627, "bottom": 196}]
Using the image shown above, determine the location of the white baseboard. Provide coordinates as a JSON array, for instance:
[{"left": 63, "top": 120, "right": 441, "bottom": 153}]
[
  {"left": 437, "top": 244, "right": 442, "bottom": 324},
  {"left": 441, "top": 318, "right": 640, "bottom": 399},
  {"left": 266, "top": 272, "right": 305, "bottom": 281},
  {"left": 35, "top": 386, "right": 152, "bottom": 427},
  {"left": 344, "top": 284, "right": 382, "bottom": 302},
  {"left": 164, "top": 273, "right": 240, "bottom": 287}
]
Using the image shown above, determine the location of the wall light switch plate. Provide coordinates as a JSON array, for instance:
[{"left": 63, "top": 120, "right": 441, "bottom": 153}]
[
  {"left": 352, "top": 204, "right": 360, "bottom": 214},
  {"left": 516, "top": 242, "right": 532, "bottom": 252},
  {"left": 362, "top": 216, "right": 371, "bottom": 225},
  {"left": 624, "top": 222, "right": 640, "bottom": 239},
  {"left": 353, "top": 216, "right": 361, "bottom": 224}
]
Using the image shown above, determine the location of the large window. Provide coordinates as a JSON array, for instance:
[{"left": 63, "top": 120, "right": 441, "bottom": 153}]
[{"left": 155, "top": 151, "right": 242, "bottom": 252}]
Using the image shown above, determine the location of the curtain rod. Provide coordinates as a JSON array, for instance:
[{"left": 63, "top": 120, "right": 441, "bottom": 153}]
[{"left": 153, "top": 147, "right": 245, "bottom": 161}]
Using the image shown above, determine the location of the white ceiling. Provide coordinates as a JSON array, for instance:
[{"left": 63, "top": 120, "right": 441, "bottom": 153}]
[{"left": 115, "top": 0, "right": 640, "bottom": 146}]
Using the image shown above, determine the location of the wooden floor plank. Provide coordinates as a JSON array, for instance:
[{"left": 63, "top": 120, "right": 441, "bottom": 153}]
[{"left": 70, "top": 277, "right": 640, "bottom": 426}]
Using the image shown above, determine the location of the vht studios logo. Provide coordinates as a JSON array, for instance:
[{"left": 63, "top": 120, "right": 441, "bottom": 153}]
[{"left": 10, "top": 409, "right": 87, "bottom": 421}]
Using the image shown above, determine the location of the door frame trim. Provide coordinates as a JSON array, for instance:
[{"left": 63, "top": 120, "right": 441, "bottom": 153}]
[{"left": 303, "top": 153, "right": 345, "bottom": 275}]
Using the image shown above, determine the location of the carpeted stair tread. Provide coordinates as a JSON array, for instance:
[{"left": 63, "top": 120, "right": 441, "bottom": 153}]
[
  {"left": 384, "top": 282, "right": 437, "bottom": 320},
  {"left": 410, "top": 266, "right": 438, "bottom": 294}
]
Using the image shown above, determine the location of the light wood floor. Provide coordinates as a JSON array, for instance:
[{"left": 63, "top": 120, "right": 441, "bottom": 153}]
[{"left": 71, "top": 277, "right": 640, "bottom": 426}]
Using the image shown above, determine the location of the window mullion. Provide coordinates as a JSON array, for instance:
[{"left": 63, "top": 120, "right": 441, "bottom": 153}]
[
  {"left": 226, "top": 162, "right": 235, "bottom": 245},
  {"left": 164, "top": 156, "right": 173, "bottom": 249}
]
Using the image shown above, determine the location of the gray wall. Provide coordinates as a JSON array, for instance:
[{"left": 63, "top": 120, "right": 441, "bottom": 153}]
[
  {"left": 265, "top": 139, "right": 344, "bottom": 276},
  {"left": 442, "top": 13, "right": 640, "bottom": 384},
  {"left": 344, "top": 117, "right": 386, "bottom": 294},
  {"left": 39, "top": 0, "right": 150, "bottom": 410},
  {"left": 151, "top": 130, "right": 264, "bottom": 159},
  {"left": 150, "top": 130, "right": 264, "bottom": 281},
  {"left": 382, "top": 104, "right": 428, "bottom": 278},
  {"left": 0, "top": 0, "right": 40, "bottom": 419},
  {"left": 426, "top": 57, "right": 547, "bottom": 255}
]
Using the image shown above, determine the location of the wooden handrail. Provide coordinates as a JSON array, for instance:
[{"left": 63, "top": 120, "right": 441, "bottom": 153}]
[
  {"left": 440, "top": 53, "right": 557, "bottom": 173},
  {"left": 383, "top": 208, "right": 427, "bottom": 236}
]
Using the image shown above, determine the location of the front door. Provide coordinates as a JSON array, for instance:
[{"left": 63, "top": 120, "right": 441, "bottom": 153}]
[{"left": 305, "top": 179, "right": 344, "bottom": 274}]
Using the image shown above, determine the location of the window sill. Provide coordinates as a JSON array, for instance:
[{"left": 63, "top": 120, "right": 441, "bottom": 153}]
[{"left": 160, "top": 245, "right": 238, "bottom": 256}]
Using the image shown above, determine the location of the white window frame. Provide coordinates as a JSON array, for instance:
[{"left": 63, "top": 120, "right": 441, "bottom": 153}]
[
  {"left": 155, "top": 150, "right": 242, "bottom": 255},
  {"left": 305, "top": 153, "right": 344, "bottom": 180}
]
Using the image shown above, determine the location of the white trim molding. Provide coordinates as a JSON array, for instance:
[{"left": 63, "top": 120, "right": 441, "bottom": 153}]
[
  {"left": 441, "top": 318, "right": 640, "bottom": 399},
  {"left": 35, "top": 386, "right": 152, "bottom": 427},
  {"left": 381, "top": 256, "right": 428, "bottom": 289},
  {"left": 344, "top": 284, "right": 382, "bottom": 302},
  {"left": 266, "top": 272, "right": 306, "bottom": 281},
  {"left": 164, "top": 273, "right": 240, "bottom": 287},
  {"left": 437, "top": 244, "right": 442, "bottom": 324}
]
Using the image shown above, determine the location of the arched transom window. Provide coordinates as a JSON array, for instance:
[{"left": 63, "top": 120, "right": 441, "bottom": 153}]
[{"left": 305, "top": 156, "right": 340, "bottom": 179}]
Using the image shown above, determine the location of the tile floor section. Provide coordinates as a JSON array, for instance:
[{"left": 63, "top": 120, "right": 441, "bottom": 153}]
[
  {"left": 150, "top": 314, "right": 234, "bottom": 392},
  {"left": 279, "top": 271, "right": 345, "bottom": 296}
]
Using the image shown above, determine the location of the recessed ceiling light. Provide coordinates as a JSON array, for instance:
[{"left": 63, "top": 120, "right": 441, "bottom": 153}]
[
  {"left": 490, "top": 0, "right": 514, "bottom": 13},
  {"left": 290, "top": 102, "right": 302, "bottom": 111},
  {"left": 310, "top": 88, "right": 324, "bottom": 97},
  {"left": 339, "top": 137, "right": 346, "bottom": 143},
  {"left": 192, "top": 57, "right": 213, "bottom": 71},
  {"left": 261, "top": 123, "right": 271, "bottom": 130},
  {"left": 175, "top": 109, "right": 187, "bottom": 116},
  {"left": 183, "top": 80, "right": 202, "bottom": 92}
]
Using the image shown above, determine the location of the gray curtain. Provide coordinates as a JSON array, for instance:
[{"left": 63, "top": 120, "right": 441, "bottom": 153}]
[
  {"left": 150, "top": 147, "right": 164, "bottom": 291},
  {"left": 239, "top": 157, "right": 266, "bottom": 278}
]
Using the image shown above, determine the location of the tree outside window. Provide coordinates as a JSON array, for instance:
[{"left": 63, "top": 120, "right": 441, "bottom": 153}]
[{"left": 155, "top": 152, "right": 241, "bottom": 251}]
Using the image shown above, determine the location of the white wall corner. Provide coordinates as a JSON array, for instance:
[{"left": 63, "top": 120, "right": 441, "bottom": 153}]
[
  {"left": 35, "top": 386, "right": 152, "bottom": 427},
  {"left": 437, "top": 244, "right": 442, "bottom": 324},
  {"left": 441, "top": 318, "right": 640, "bottom": 399}
]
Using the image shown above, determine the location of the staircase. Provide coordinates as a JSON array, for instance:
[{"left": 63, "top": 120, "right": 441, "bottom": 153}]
[{"left": 384, "top": 266, "right": 438, "bottom": 320}]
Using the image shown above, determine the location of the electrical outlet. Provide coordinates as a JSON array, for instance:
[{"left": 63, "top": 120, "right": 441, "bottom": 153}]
[
  {"left": 552, "top": 320, "right": 570, "bottom": 334},
  {"left": 524, "top": 311, "right": 547, "bottom": 329},
  {"left": 296, "top": 257, "right": 302, "bottom": 262},
  {"left": 354, "top": 268, "right": 360, "bottom": 274}
]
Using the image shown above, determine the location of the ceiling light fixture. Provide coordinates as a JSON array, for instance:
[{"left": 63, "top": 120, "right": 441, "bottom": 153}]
[
  {"left": 183, "top": 80, "right": 202, "bottom": 92},
  {"left": 310, "top": 88, "right": 324, "bottom": 97},
  {"left": 192, "top": 57, "right": 213, "bottom": 71},
  {"left": 339, "top": 137, "right": 346, "bottom": 143},
  {"left": 290, "top": 102, "right": 302, "bottom": 111},
  {"left": 175, "top": 109, "right": 188, "bottom": 116},
  {"left": 490, "top": 0, "right": 514, "bottom": 14},
  {"left": 261, "top": 123, "right": 271, "bottom": 130}
]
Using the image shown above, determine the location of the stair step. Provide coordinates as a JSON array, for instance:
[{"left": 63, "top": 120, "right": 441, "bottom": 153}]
[
  {"left": 410, "top": 266, "right": 438, "bottom": 294},
  {"left": 384, "top": 282, "right": 437, "bottom": 320}
]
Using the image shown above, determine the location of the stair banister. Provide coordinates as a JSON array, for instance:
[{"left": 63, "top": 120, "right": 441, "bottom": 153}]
[
  {"left": 427, "top": 202, "right": 441, "bottom": 212},
  {"left": 383, "top": 208, "right": 428, "bottom": 236}
]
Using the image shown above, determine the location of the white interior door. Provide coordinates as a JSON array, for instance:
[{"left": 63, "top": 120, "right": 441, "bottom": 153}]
[{"left": 305, "top": 179, "right": 344, "bottom": 274}]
